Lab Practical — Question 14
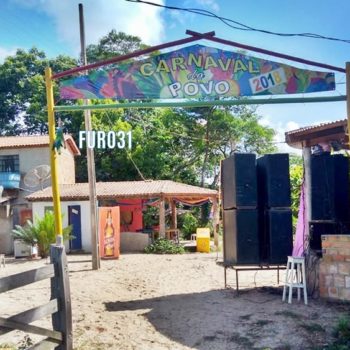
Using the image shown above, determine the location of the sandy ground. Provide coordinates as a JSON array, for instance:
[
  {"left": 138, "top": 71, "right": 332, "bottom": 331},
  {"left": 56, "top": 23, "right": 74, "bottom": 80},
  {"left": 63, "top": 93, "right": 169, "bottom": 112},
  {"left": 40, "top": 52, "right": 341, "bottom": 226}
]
[{"left": 0, "top": 252, "right": 349, "bottom": 350}]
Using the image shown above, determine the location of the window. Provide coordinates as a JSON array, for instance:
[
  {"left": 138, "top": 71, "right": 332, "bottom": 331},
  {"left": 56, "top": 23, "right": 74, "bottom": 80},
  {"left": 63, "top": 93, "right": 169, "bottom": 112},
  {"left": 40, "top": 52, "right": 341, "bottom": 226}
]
[{"left": 0, "top": 155, "right": 19, "bottom": 172}]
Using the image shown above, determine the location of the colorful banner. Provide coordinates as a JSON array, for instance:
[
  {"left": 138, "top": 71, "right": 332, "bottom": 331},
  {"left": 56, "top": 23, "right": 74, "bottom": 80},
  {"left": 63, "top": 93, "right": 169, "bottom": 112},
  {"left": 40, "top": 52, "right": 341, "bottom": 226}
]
[
  {"left": 99, "top": 207, "right": 120, "bottom": 259},
  {"left": 60, "top": 45, "right": 335, "bottom": 100}
]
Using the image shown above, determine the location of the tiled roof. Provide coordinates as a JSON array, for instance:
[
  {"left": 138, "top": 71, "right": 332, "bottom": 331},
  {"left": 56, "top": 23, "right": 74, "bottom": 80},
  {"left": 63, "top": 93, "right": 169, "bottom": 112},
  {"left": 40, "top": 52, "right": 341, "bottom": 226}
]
[
  {"left": 285, "top": 120, "right": 346, "bottom": 136},
  {"left": 0, "top": 135, "right": 80, "bottom": 155},
  {"left": 26, "top": 180, "right": 218, "bottom": 202},
  {"left": 285, "top": 119, "right": 348, "bottom": 149}
]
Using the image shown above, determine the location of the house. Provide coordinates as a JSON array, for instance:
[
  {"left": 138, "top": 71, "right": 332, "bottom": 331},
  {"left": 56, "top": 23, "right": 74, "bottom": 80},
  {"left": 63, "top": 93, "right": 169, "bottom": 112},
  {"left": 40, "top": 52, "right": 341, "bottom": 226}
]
[
  {"left": 25, "top": 181, "right": 219, "bottom": 253},
  {"left": 0, "top": 135, "right": 80, "bottom": 254}
]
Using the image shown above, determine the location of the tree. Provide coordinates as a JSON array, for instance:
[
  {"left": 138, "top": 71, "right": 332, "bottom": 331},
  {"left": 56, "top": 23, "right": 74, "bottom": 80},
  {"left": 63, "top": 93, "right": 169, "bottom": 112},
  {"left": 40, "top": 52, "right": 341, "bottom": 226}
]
[
  {"left": 0, "top": 48, "right": 77, "bottom": 135},
  {"left": 86, "top": 30, "right": 147, "bottom": 63}
]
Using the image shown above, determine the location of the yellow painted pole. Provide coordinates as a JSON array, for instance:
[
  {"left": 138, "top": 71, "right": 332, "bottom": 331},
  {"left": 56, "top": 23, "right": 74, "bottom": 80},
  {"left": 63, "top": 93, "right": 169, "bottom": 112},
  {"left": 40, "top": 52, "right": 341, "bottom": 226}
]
[
  {"left": 45, "top": 67, "right": 63, "bottom": 244},
  {"left": 347, "top": 63, "right": 350, "bottom": 147}
]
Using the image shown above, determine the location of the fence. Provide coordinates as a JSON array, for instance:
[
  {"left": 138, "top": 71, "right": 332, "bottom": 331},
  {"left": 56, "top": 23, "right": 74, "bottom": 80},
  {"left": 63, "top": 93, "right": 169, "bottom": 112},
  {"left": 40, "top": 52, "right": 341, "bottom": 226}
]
[{"left": 0, "top": 245, "right": 72, "bottom": 349}]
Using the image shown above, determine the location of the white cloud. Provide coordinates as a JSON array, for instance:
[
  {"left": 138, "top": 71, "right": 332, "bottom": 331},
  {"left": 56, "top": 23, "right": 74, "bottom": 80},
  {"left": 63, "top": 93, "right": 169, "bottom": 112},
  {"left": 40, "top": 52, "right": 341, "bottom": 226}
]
[
  {"left": 194, "top": 0, "right": 220, "bottom": 12},
  {"left": 13, "top": 0, "right": 165, "bottom": 54},
  {"left": 0, "top": 47, "right": 17, "bottom": 63},
  {"left": 259, "top": 115, "right": 301, "bottom": 155}
]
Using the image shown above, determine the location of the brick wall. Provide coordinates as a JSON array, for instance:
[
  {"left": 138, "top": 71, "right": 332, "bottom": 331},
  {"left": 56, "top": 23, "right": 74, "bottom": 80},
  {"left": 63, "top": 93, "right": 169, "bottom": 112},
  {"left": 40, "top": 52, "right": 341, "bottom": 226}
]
[{"left": 319, "top": 235, "right": 350, "bottom": 301}]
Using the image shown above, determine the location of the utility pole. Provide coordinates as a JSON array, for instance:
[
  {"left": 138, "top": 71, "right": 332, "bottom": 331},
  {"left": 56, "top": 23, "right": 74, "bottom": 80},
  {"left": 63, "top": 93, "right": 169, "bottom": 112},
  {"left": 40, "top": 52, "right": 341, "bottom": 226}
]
[{"left": 79, "top": 3, "right": 100, "bottom": 270}]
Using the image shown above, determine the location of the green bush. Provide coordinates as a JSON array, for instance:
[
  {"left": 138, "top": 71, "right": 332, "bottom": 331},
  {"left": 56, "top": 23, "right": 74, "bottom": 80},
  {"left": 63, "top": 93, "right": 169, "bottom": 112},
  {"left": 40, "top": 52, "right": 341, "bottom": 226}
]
[
  {"left": 331, "top": 317, "right": 350, "bottom": 348},
  {"left": 144, "top": 238, "right": 185, "bottom": 254},
  {"left": 181, "top": 213, "right": 198, "bottom": 240},
  {"left": 12, "top": 211, "right": 73, "bottom": 258}
]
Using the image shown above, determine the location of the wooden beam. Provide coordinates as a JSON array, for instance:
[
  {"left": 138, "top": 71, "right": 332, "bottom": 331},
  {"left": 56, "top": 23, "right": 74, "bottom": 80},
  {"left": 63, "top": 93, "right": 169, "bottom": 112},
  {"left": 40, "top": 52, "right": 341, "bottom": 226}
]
[
  {"left": 159, "top": 199, "right": 166, "bottom": 238},
  {"left": 212, "top": 198, "right": 219, "bottom": 250},
  {"left": 0, "top": 265, "right": 55, "bottom": 293},
  {"left": 27, "top": 338, "right": 61, "bottom": 349},
  {"left": 171, "top": 200, "right": 177, "bottom": 230},
  {"left": 0, "top": 299, "right": 58, "bottom": 336},
  {"left": 50, "top": 245, "right": 73, "bottom": 349},
  {"left": 0, "top": 317, "right": 62, "bottom": 341}
]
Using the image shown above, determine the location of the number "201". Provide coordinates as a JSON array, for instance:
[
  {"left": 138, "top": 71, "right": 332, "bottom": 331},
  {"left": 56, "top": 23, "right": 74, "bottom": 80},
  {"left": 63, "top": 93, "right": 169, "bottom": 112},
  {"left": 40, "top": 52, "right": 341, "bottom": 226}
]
[{"left": 252, "top": 71, "right": 282, "bottom": 92}]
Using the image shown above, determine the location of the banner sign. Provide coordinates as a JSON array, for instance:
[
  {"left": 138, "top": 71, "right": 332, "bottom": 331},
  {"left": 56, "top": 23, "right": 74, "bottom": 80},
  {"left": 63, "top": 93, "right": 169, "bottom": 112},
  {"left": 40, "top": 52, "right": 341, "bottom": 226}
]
[
  {"left": 60, "top": 44, "right": 335, "bottom": 100},
  {"left": 99, "top": 206, "right": 120, "bottom": 259}
]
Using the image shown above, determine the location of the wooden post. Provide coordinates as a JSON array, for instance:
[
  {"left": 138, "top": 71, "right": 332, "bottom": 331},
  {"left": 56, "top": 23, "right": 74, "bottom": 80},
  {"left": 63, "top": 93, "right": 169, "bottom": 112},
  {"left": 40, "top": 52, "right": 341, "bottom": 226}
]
[
  {"left": 45, "top": 67, "right": 63, "bottom": 244},
  {"left": 159, "top": 199, "right": 166, "bottom": 238},
  {"left": 79, "top": 4, "right": 100, "bottom": 270},
  {"left": 171, "top": 200, "right": 177, "bottom": 229},
  {"left": 50, "top": 245, "right": 72, "bottom": 349},
  {"left": 346, "top": 62, "right": 350, "bottom": 147},
  {"left": 302, "top": 145, "right": 312, "bottom": 250},
  {"left": 212, "top": 197, "right": 219, "bottom": 249}
]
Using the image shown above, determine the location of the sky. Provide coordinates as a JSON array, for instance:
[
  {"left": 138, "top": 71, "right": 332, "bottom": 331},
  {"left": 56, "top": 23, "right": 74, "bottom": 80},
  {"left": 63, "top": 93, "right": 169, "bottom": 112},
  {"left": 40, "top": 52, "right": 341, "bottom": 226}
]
[{"left": 0, "top": 0, "right": 349, "bottom": 153}]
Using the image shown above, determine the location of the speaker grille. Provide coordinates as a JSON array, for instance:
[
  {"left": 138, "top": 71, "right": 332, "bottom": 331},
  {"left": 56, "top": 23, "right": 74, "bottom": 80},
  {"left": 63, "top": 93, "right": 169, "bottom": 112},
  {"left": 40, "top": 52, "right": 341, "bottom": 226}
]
[
  {"left": 221, "top": 154, "right": 257, "bottom": 209},
  {"left": 223, "top": 209, "right": 260, "bottom": 265}
]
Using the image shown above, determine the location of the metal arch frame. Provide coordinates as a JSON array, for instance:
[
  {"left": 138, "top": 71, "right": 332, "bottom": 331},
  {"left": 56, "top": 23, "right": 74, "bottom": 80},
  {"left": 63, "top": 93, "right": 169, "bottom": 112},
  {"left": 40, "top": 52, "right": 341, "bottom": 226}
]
[{"left": 45, "top": 30, "right": 349, "bottom": 244}]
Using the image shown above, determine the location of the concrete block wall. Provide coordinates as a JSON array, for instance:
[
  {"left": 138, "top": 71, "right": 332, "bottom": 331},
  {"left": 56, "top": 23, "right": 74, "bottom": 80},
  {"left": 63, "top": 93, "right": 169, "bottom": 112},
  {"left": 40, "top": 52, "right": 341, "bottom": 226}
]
[{"left": 319, "top": 235, "right": 350, "bottom": 301}]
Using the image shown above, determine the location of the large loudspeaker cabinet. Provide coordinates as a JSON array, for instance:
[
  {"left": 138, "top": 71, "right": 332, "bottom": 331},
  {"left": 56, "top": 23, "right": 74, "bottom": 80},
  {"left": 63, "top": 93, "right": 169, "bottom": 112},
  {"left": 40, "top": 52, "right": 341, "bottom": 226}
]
[
  {"left": 257, "top": 154, "right": 291, "bottom": 208},
  {"left": 311, "top": 154, "right": 350, "bottom": 221},
  {"left": 311, "top": 153, "right": 334, "bottom": 220},
  {"left": 260, "top": 209, "right": 293, "bottom": 264},
  {"left": 223, "top": 209, "right": 260, "bottom": 265},
  {"left": 221, "top": 153, "right": 257, "bottom": 210}
]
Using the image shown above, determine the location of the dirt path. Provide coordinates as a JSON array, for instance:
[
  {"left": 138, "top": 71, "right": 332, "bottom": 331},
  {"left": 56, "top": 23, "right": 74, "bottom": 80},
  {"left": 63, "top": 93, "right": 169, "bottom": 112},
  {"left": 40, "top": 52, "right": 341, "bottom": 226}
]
[{"left": 0, "top": 253, "right": 349, "bottom": 349}]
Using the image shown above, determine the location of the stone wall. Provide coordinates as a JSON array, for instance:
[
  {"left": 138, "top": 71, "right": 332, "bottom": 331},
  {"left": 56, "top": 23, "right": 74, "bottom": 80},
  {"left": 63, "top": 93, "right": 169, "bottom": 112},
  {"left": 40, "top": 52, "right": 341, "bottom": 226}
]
[{"left": 319, "top": 235, "right": 350, "bottom": 301}]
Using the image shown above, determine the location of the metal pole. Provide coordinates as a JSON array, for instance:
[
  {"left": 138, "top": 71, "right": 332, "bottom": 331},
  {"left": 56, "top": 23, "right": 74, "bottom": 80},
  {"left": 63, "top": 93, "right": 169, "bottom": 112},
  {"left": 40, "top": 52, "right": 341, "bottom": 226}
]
[
  {"left": 45, "top": 67, "right": 63, "bottom": 244},
  {"left": 79, "top": 3, "right": 100, "bottom": 270},
  {"left": 54, "top": 95, "right": 347, "bottom": 112}
]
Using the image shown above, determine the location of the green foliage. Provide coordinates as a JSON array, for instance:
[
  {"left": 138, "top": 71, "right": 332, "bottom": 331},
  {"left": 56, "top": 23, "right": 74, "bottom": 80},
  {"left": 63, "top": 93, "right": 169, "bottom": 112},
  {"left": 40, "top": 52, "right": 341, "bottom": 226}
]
[
  {"left": 12, "top": 211, "right": 73, "bottom": 258},
  {"left": 181, "top": 212, "right": 198, "bottom": 239},
  {"left": 86, "top": 30, "right": 147, "bottom": 62},
  {"left": 142, "top": 206, "right": 159, "bottom": 228},
  {"left": 144, "top": 238, "right": 185, "bottom": 254},
  {"left": 332, "top": 317, "right": 350, "bottom": 346},
  {"left": 289, "top": 155, "right": 303, "bottom": 230},
  {"left": 0, "top": 48, "right": 77, "bottom": 135}
]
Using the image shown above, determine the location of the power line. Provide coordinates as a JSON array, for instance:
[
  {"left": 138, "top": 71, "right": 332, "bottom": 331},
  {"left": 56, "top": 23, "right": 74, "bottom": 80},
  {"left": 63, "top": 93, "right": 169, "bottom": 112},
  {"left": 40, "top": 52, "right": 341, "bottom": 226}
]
[{"left": 125, "top": 0, "right": 350, "bottom": 45}]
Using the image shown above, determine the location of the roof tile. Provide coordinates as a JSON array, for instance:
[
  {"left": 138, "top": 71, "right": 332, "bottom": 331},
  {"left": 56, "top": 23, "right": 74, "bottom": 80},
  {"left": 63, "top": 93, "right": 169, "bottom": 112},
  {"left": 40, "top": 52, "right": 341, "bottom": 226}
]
[{"left": 26, "top": 180, "right": 217, "bottom": 201}]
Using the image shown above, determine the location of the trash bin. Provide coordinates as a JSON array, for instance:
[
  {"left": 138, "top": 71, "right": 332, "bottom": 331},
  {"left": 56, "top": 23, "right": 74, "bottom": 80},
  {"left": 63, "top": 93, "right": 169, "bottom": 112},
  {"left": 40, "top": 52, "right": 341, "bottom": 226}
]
[{"left": 196, "top": 228, "right": 210, "bottom": 253}]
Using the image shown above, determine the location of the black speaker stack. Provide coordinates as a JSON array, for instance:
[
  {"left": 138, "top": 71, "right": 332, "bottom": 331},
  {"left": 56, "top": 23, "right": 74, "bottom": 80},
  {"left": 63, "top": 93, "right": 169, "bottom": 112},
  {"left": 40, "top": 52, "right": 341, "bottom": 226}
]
[
  {"left": 221, "top": 153, "right": 293, "bottom": 266},
  {"left": 309, "top": 153, "right": 350, "bottom": 252}
]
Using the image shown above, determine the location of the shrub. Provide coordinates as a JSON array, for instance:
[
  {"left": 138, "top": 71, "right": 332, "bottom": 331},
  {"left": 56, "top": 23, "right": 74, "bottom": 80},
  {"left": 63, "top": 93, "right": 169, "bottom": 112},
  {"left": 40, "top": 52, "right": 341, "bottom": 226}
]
[
  {"left": 144, "top": 238, "right": 185, "bottom": 254},
  {"left": 181, "top": 213, "right": 198, "bottom": 240},
  {"left": 12, "top": 211, "right": 73, "bottom": 258}
]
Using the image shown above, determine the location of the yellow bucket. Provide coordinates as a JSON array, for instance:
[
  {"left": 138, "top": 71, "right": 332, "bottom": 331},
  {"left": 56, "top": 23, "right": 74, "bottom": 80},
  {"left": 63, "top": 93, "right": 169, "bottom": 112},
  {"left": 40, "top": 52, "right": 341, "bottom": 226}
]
[{"left": 196, "top": 228, "right": 210, "bottom": 253}]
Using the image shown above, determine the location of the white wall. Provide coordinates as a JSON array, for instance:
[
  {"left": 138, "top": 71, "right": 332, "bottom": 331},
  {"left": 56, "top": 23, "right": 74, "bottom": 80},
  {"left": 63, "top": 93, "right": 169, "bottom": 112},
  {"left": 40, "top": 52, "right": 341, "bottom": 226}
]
[{"left": 32, "top": 201, "right": 92, "bottom": 252}]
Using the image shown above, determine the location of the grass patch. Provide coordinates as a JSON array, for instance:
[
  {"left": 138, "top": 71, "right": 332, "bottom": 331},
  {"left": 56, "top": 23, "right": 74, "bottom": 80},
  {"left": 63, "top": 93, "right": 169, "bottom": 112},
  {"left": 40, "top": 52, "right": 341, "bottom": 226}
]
[
  {"left": 313, "top": 316, "right": 350, "bottom": 350},
  {"left": 274, "top": 310, "right": 302, "bottom": 319},
  {"left": 0, "top": 344, "right": 16, "bottom": 350},
  {"left": 300, "top": 322, "right": 325, "bottom": 333},
  {"left": 229, "top": 332, "right": 254, "bottom": 347}
]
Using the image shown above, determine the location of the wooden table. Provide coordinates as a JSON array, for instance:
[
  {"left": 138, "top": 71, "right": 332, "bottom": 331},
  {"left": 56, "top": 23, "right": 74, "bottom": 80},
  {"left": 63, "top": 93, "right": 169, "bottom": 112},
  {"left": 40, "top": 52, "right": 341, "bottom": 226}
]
[{"left": 165, "top": 229, "right": 180, "bottom": 243}]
